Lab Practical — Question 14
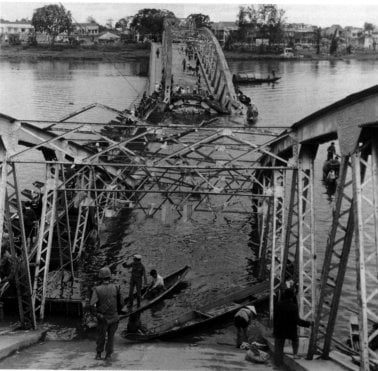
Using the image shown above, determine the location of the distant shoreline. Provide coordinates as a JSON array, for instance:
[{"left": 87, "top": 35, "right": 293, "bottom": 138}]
[
  {"left": 1, "top": 45, "right": 378, "bottom": 63},
  {"left": 0, "top": 45, "right": 151, "bottom": 62},
  {"left": 224, "top": 50, "right": 378, "bottom": 61}
]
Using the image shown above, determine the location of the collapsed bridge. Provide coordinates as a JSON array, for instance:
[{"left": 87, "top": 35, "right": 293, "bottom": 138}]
[{"left": 0, "top": 19, "right": 378, "bottom": 371}]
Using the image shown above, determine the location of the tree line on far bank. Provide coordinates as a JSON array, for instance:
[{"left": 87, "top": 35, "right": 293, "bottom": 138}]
[
  {"left": 12, "top": 3, "right": 377, "bottom": 55},
  {"left": 22, "top": 3, "right": 286, "bottom": 47}
]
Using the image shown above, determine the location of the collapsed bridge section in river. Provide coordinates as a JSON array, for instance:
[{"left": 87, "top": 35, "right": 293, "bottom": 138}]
[{"left": 1, "top": 17, "right": 378, "bottom": 371}]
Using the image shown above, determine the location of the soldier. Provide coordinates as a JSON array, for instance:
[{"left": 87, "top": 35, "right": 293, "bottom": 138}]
[{"left": 90, "top": 267, "right": 123, "bottom": 361}]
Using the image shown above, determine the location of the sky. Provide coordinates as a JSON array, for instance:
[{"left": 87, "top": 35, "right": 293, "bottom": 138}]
[{"left": 0, "top": 0, "right": 377, "bottom": 28}]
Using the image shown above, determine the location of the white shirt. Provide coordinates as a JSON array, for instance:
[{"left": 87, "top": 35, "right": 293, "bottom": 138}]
[{"left": 151, "top": 274, "right": 164, "bottom": 289}]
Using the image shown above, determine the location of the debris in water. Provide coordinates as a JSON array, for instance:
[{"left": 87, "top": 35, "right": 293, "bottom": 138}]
[{"left": 45, "top": 327, "right": 78, "bottom": 341}]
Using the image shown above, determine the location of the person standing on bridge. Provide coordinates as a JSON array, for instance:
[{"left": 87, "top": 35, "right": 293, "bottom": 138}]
[
  {"left": 182, "top": 58, "right": 186, "bottom": 72},
  {"left": 156, "top": 48, "right": 160, "bottom": 59},
  {"left": 273, "top": 288, "right": 312, "bottom": 366},
  {"left": 90, "top": 267, "right": 123, "bottom": 361},
  {"left": 123, "top": 254, "right": 147, "bottom": 309},
  {"left": 327, "top": 142, "right": 337, "bottom": 161}
]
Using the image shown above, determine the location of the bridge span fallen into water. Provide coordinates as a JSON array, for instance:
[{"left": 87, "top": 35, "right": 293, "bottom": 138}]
[{"left": 0, "top": 19, "right": 378, "bottom": 370}]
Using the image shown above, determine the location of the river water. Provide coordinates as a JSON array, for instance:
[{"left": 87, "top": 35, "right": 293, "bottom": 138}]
[{"left": 0, "top": 57, "right": 377, "bottom": 340}]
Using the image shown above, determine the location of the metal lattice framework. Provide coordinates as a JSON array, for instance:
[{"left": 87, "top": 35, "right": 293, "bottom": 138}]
[
  {"left": 0, "top": 153, "right": 36, "bottom": 329},
  {"left": 307, "top": 136, "right": 378, "bottom": 369},
  {"left": 31, "top": 163, "right": 59, "bottom": 320},
  {"left": 0, "top": 112, "right": 294, "bottom": 326},
  {"left": 307, "top": 154, "right": 356, "bottom": 359},
  {"left": 269, "top": 169, "right": 286, "bottom": 320},
  {"left": 297, "top": 146, "right": 317, "bottom": 327}
]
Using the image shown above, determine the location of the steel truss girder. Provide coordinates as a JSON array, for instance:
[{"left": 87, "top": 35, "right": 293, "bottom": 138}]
[
  {"left": 281, "top": 169, "right": 299, "bottom": 285},
  {"left": 72, "top": 167, "right": 94, "bottom": 259},
  {"left": 254, "top": 169, "right": 286, "bottom": 319},
  {"left": 307, "top": 156, "right": 354, "bottom": 359},
  {"left": 307, "top": 146, "right": 372, "bottom": 361},
  {"left": 1, "top": 161, "right": 36, "bottom": 329},
  {"left": 55, "top": 164, "right": 74, "bottom": 276},
  {"left": 297, "top": 147, "right": 317, "bottom": 329},
  {"left": 351, "top": 139, "right": 378, "bottom": 370},
  {"left": 269, "top": 170, "right": 286, "bottom": 320},
  {"left": 32, "top": 163, "right": 59, "bottom": 321}
]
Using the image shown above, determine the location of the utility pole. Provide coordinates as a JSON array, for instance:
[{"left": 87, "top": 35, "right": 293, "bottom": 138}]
[{"left": 106, "top": 18, "right": 113, "bottom": 29}]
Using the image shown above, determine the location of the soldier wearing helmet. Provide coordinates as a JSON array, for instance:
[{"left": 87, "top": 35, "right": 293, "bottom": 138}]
[
  {"left": 122, "top": 254, "right": 147, "bottom": 309},
  {"left": 90, "top": 266, "right": 123, "bottom": 361}
]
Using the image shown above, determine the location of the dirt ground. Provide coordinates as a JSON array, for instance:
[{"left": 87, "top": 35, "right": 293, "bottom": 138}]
[
  {"left": 2, "top": 44, "right": 377, "bottom": 63},
  {"left": 0, "top": 44, "right": 150, "bottom": 62},
  {"left": 0, "top": 322, "right": 279, "bottom": 370}
]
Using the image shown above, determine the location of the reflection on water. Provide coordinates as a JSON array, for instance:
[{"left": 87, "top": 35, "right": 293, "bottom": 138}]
[
  {"left": 0, "top": 59, "right": 148, "bottom": 120},
  {"left": 1, "top": 58, "right": 378, "bottom": 341},
  {"left": 228, "top": 59, "right": 378, "bottom": 126}
]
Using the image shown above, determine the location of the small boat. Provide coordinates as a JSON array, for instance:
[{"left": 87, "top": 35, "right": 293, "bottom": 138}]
[
  {"left": 247, "top": 104, "right": 259, "bottom": 123},
  {"left": 83, "top": 265, "right": 190, "bottom": 329},
  {"left": 349, "top": 315, "right": 360, "bottom": 352},
  {"left": 122, "top": 280, "right": 269, "bottom": 341},
  {"left": 120, "top": 265, "right": 190, "bottom": 319},
  {"left": 233, "top": 73, "right": 281, "bottom": 85},
  {"left": 322, "top": 158, "right": 340, "bottom": 183},
  {"left": 236, "top": 89, "right": 251, "bottom": 106}
]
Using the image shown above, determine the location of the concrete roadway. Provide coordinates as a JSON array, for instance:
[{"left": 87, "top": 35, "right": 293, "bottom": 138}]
[
  {"left": 148, "top": 42, "right": 162, "bottom": 96},
  {"left": 0, "top": 325, "right": 276, "bottom": 370},
  {"left": 171, "top": 42, "right": 208, "bottom": 94}
]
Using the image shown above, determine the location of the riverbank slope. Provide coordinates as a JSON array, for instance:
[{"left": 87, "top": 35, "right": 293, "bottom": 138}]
[
  {"left": 2, "top": 44, "right": 378, "bottom": 62},
  {"left": 224, "top": 49, "right": 378, "bottom": 61},
  {"left": 0, "top": 44, "right": 150, "bottom": 62}
]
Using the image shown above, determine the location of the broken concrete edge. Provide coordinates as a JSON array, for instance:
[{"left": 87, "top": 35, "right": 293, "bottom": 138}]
[
  {"left": 0, "top": 328, "right": 48, "bottom": 361},
  {"left": 329, "top": 351, "right": 359, "bottom": 371},
  {"left": 261, "top": 325, "right": 307, "bottom": 371},
  {"left": 260, "top": 323, "right": 357, "bottom": 371}
]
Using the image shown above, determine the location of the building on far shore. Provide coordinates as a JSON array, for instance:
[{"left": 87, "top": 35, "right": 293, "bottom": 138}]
[
  {"left": 344, "top": 26, "right": 364, "bottom": 47},
  {"left": 0, "top": 20, "right": 34, "bottom": 43},
  {"left": 55, "top": 22, "right": 100, "bottom": 44},
  {"left": 211, "top": 22, "right": 238, "bottom": 46},
  {"left": 364, "top": 27, "right": 378, "bottom": 50},
  {"left": 98, "top": 31, "right": 120, "bottom": 44},
  {"left": 73, "top": 23, "right": 99, "bottom": 37},
  {"left": 283, "top": 23, "right": 317, "bottom": 47}
]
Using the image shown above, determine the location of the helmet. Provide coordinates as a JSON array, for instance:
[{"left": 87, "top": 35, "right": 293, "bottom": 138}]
[
  {"left": 134, "top": 254, "right": 142, "bottom": 260},
  {"left": 98, "top": 267, "right": 111, "bottom": 279},
  {"left": 246, "top": 305, "right": 257, "bottom": 316}
]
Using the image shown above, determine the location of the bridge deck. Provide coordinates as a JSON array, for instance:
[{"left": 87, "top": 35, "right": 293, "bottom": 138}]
[
  {"left": 149, "top": 42, "right": 163, "bottom": 96},
  {"left": 171, "top": 42, "right": 208, "bottom": 95}
]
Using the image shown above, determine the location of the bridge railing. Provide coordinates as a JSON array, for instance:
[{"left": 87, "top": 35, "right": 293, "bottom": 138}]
[
  {"left": 161, "top": 21, "right": 172, "bottom": 104},
  {"left": 195, "top": 27, "right": 240, "bottom": 113}
]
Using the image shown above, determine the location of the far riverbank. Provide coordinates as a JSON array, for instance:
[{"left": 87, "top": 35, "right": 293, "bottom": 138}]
[
  {"left": 0, "top": 44, "right": 150, "bottom": 62},
  {"left": 224, "top": 49, "right": 378, "bottom": 61},
  {"left": 1, "top": 44, "right": 378, "bottom": 63}
]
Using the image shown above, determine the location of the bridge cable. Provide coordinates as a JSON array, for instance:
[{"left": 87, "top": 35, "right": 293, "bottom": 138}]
[{"left": 60, "top": 2, "right": 143, "bottom": 109}]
